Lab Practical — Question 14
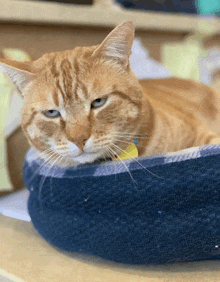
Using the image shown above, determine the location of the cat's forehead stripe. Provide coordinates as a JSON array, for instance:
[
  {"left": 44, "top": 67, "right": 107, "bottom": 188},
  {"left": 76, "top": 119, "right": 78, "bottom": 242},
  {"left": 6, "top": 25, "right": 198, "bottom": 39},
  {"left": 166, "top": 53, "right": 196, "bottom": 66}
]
[
  {"left": 112, "top": 91, "right": 141, "bottom": 108},
  {"left": 72, "top": 58, "right": 83, "bottom": 102},
  {"left": 61, "top": 58, "right": 74, "bottom": 100},
  {"left": 78, "top": 80, "right": 89, "bottom": 99},
  {"left": 50, "top": 57, "right": 59, "bottom": 78},
  {"left": 72, "top": 62, "right": 80, "bottom": 101},
  {"left": 57, "top": 57, "right": 89, "bottom": 103},
  {"left": 73, "top": 57, "right": 79, "bottom": 73},
  {"left": 52, "top": 88, "right": 59, "bottom": 107},
  {"left": 56, "top": 79, "right": 66, "bottom": 104}
]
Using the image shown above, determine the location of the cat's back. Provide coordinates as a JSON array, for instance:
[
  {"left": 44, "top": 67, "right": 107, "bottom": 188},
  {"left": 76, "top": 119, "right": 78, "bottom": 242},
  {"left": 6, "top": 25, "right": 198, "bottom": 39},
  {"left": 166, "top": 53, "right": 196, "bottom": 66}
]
[
  {"left": 139, "top": 77, "right": 220, "bottom": 133},
  {"left": 139, "top": 77, "right": 220, "bottom": 134}
]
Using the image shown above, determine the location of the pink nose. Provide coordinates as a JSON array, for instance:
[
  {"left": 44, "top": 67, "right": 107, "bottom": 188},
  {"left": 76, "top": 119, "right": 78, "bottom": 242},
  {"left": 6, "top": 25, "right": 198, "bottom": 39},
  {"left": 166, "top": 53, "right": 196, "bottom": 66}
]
[{"left": 73, "top": 134, "right": 88, "bottom": 150}]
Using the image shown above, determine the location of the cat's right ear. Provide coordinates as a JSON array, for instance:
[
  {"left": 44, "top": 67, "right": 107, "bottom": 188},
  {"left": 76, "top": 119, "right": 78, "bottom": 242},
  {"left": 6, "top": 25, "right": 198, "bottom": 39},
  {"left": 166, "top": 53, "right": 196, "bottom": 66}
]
[
  {"left": 0, "top": 59, "right": 34, "bottom": 95},
  {"left": 92, "top": 21, "right": 135, "bottom": 68}
]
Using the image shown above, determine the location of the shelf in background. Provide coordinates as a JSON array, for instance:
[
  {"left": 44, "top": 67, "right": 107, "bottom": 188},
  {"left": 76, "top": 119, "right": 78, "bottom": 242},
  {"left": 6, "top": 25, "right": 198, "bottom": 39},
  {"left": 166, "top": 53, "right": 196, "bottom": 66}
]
[{"left": 0, "top": 0, "right": 220, "bottom": 33}]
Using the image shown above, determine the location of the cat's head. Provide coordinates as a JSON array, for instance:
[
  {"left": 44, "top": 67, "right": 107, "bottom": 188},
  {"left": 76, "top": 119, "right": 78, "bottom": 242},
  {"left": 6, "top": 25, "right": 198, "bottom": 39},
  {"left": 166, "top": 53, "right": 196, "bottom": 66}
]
[{"left": 0, "top": 21, "right": 145, "bottom": 167}]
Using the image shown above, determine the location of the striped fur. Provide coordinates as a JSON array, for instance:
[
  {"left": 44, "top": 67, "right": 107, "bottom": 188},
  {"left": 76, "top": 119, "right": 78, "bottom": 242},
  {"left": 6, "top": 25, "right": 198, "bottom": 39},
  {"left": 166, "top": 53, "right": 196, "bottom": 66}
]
[{"left": 1, "top": 21, "right": 220, "bottom": 168}]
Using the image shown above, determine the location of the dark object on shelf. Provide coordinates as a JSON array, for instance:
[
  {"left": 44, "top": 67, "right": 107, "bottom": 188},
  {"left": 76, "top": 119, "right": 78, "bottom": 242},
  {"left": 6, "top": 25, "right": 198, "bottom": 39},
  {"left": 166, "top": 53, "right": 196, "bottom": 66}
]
[
  {"left": 39, "top": 0, "right": 93, "bottom": 4},
  {"left": 116, "top": 0, "right": 198, "bottom": 14}
]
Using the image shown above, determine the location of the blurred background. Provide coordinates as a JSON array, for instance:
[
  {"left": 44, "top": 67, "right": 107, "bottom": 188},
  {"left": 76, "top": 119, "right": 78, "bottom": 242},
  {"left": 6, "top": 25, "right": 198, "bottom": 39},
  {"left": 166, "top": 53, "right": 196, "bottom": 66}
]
[{"left": 1, "top": 0, "right": 220, "bottom": 217}]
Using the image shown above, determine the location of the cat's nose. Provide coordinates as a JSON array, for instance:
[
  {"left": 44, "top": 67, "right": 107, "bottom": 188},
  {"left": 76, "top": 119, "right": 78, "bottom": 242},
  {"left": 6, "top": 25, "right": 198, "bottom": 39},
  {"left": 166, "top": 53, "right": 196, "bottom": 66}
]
[{"left": 73, "top": 134, "right": 89, "bottom": 150}]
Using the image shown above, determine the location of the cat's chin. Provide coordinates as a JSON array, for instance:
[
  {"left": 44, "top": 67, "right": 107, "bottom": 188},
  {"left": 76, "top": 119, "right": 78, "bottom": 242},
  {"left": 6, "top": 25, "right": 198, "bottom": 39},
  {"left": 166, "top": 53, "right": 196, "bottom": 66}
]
[{"left": 71, "top": 151, "right": 106, "bottom": 165}]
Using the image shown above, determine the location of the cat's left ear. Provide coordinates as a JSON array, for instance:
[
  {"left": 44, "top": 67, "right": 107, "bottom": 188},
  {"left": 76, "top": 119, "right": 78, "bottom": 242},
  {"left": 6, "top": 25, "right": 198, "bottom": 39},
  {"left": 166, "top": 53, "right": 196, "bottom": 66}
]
[
  {"left": 92, "top": 21, "right": 134, "bottom": 68},
  {"left": 0, "top": 59, "right": 34, "bottom": 93}
]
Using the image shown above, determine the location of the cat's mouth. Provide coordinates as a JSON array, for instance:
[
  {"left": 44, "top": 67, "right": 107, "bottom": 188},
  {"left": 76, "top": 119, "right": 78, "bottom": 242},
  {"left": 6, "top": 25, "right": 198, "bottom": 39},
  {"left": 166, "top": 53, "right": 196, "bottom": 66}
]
[
  {"left": 95, "top": 157, "right": 112, "bottom": 163},
  {"left": 77, "top": 150, "right": 100, "bottom": 156},
  {"left": 71, "top": 148, "right": 111, "bottom": 164}
]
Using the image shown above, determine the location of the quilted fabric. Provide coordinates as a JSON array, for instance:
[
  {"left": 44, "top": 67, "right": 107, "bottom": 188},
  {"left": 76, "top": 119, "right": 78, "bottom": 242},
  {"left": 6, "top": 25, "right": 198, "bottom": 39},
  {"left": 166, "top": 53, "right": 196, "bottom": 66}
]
[{"left": 23, "top": 145, "right": 220, "bottom": 264}]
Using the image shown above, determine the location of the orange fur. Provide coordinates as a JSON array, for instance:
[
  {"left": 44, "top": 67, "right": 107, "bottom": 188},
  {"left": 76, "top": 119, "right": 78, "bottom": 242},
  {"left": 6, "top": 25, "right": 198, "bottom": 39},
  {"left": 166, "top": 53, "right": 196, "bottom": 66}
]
[{"left": 1, "top": 21, "right": 220, "bottom": 167}]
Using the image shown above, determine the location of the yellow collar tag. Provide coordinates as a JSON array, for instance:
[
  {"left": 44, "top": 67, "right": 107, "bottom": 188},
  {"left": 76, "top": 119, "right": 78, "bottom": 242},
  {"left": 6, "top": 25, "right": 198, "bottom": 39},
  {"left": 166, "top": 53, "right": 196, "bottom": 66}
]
[{"left": 113, "top": 143, "right": 138, "bottom": 161}]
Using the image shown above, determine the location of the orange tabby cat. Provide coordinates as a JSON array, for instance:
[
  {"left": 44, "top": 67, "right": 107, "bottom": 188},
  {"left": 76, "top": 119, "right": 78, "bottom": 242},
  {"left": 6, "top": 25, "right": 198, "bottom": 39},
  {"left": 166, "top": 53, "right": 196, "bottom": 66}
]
[{"left": 1, "top": 21, "right": 220, "bottom": 168}]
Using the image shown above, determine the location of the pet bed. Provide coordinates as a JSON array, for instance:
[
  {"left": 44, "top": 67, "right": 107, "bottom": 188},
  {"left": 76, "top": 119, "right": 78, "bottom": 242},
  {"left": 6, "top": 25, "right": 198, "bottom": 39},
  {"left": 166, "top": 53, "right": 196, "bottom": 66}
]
[{"left": 23, "top": 144, "right": 220, "bottom": 265}]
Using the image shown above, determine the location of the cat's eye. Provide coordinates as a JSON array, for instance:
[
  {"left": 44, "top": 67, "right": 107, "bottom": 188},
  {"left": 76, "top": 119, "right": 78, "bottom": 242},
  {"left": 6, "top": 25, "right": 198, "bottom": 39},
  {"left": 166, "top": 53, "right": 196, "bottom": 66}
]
[
  {"left": 43, "top": 110, "right": 61, "bottom": 118},
  {"left": 91, "top": 98, "right": 107, "bottom": 109}
]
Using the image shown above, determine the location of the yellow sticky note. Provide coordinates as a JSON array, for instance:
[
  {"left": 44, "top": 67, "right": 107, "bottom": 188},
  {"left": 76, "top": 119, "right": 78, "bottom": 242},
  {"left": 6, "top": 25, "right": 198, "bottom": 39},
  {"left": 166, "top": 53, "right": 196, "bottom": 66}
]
[
  {"left": 2, "top": 48, "right": 31, "bottom": 61},
  {"left": 162, "top": 35, "right": 208, "bottom": 82},
  {"left": 0, "top": 73, "right": 14, "bottom": 191},
  {"left": 113, "top": 143, "right": 138, "bottom": 161},
  {"left": 0, "top": 48, "right": 31, "bottom": 191}
]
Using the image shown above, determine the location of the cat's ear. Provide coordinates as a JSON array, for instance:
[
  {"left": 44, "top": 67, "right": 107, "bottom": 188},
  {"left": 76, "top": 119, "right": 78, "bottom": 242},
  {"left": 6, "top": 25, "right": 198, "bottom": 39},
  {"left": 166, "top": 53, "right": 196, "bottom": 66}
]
[
  {"left": 0, "top": 59, "right": 34, "bottom": 93},
  {"left": 92, "top": 21, "right": 134, "bottom": 68}
]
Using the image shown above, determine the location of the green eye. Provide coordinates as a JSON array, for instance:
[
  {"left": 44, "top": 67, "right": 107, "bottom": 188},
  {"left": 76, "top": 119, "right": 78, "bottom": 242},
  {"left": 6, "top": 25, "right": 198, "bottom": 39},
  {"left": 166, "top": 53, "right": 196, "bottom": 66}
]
[
  {"left": 43, "top": 110, "right": 61, "bottom": 118},
  {"left": 91, "top": 98, "right": 107, "bottom": 109}
]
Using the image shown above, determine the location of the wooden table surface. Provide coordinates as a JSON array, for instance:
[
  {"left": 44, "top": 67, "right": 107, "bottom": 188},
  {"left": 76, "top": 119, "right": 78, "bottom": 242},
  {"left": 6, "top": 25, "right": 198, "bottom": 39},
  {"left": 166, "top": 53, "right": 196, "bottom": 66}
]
[{"left": 1, "top": 215, "right": 220, "bottom": 282}]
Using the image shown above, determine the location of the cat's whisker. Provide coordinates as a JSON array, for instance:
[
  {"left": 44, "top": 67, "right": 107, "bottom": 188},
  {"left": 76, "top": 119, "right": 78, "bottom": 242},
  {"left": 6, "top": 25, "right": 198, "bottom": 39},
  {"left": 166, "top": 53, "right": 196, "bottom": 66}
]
[
  {"left": 116, "top": 136, "right": 151, "bottom": 141},
  {"left": 38, "top": 153, "right": 63, "bottom": 207},
  {"left": 28, "top": 147, "right": 52, "bottom": 162},
  {"left": 38, "top": 151, "right": 59, "bottom": 187},
  {"left": 49, "top": 154, "right": 64, "bottom": 194},
  {"left": 97, "top": 148, "right": 113, "bottom": 164},
  {"left": 113, "top": 133, "right": 148, "bottom": 137},
  {"left": 108, "top": 146, "right": 138, "bottom": 187},
  {"left": 36, "top": 147, "right": 56, "bottom": 160},
  {"left": 113, "top": 132, "right": 151, "bottom": 137},
  {"left": 113, "top": 138, "right": 147, "bottom": 147},
  {"left": 112, "top": 133, "right": 151, "bottom": 139},
  {"left": 26, "top": 149, "right": 58, "bottom": 187},
  {"left": 111, "top": 143, "right": 165, "bottom": 179},
  {"left": 105, "top": 146, "right": 115, "bottom": 159},
  {"left": 113, "top": 130, "right": 151, "bottom": 135},
  {"left": 53, "top": 146, "right": 69, "bottom": 155},
  {"left": 37, "top": 149, "right": 55, "bottom": 160},
  {"left": 106, "top": 146, "right": 118, "bottom": 182},
  {"left": 36, "top": 148, "right": 54, "bottom": 161},
  {"left": 54, "top": 144, "right": 68, "bottom": 149}
]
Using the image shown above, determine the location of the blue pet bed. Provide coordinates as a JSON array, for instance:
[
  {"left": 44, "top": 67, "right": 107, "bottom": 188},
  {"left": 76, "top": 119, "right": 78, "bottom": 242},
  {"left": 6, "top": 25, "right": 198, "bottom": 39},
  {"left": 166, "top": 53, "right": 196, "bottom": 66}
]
[{"left": 23, "top": 145, "right": 220, "bottom": 265}]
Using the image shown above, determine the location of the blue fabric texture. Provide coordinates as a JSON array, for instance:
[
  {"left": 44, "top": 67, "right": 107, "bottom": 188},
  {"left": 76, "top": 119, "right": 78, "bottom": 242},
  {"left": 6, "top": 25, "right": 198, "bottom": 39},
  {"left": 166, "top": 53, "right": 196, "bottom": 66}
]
[{"left": 23, "top": 145, "right": 220, "bottom": 264}]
